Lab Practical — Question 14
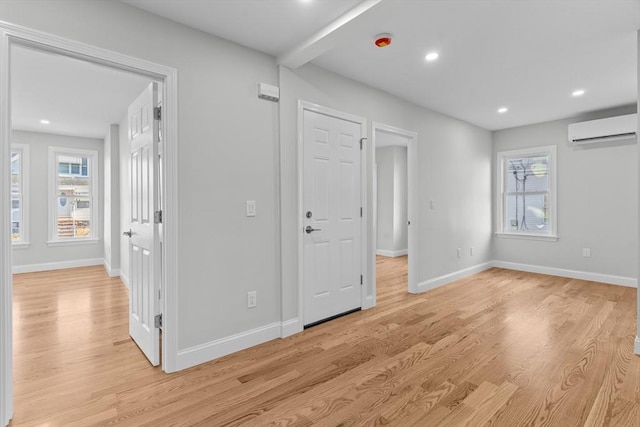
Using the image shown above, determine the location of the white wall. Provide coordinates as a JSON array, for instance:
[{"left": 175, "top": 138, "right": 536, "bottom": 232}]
[
  {"left": 376, "top": 147, "right": 395, "bottom": 252},
  {"left": 11, "top": 130, "right": 104, "bottom": 270},
  {"left": 103, "top": 124, "right": 120, "bottom": 276},
  {"left": 376, "top": 146, "right": 408, "bottom": 255},
  {"left": 493, "top": 105, "right": 638, "bottom": 281},
  {"left": 279, "top": 64, "right": 493, "bottom": 320},
  {"left": 1, "top": 0, "right": 279, "bottom": 353}
]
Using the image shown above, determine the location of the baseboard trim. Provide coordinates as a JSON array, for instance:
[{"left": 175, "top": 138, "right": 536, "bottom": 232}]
[
  {"left": 635, "top": 336, "right": 640, "bottom": 355},
  {"left": 493, "top": 261, "right": 637, "bottom": 288},
  {"left": 119, "top": 271, "right": 130, "bottom": 289},
  {"left": 177, "top": 321, "right": 284, "bottom": 371},
  {"left": 376, "top": 249, "right": 408, "bottom": 257},
  {"left": 103, "top": 260, "right": 120, "bottom": 278},
  {"left": 416, "top": 261, "right": 494, "bottom": 293},
  {"left": 12, "top": 258, "right": 104, "bottom": 274},
  {"left": 281, "top": 318, "right": 302, "bottom": 338}
]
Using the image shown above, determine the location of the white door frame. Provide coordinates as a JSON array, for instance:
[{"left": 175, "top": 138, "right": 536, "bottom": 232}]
[
  {"left": 0, "top": 21, "right": 180, "bottom": 425},
  {"left": 371, "top": 122, "right": 418, "bottom": 302},
  {"left": 297, "top": 100, "right": 367, "bottom": 329}
]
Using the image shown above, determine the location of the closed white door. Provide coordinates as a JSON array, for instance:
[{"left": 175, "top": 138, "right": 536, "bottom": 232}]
[
  {"left": 127, "top": 82, "right": 161, "bottom": 366},
  {"left": 303, "top": 108, "right": 363, "bottom": 326}
]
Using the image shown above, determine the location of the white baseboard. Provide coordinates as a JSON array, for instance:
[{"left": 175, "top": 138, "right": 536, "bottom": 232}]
[
  {"left": 119, "top": 271, "right": 130, "bottom": 289},
  {"left": 103, "top": 260, "right": 120, "bottom": 278},
  {"left": 12, "top": 258, "right": 104, "bottom": 274},
  {"left": 177, "top": 321, "right": 285, "bottom": 371},
  {"left": 415, "top": 262, "right": 494, "bottom": 293},
  {"left": 281, "top": 318, "right": 302, "bottom": 338},
  {"left": 493, "top": 261, "right": 637, "bottom": 288},
  {"left": 376, "top": 249, "right": 408, "bottom": 257},
  {"left": 635, "top": 337, "right": 640, "bottom": 355}
]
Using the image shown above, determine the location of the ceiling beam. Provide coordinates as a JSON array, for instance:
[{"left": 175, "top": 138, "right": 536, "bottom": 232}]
[{"left": 277, "top": 0, "right": 384, "bottom": 69}]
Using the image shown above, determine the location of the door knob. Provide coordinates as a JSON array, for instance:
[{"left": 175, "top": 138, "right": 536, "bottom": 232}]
[
  {"left": 305, "top": 226, "right": 321, "bottom": 234},
  {"left": 123, "top": 229, "right": 133, "bottom": 237}
]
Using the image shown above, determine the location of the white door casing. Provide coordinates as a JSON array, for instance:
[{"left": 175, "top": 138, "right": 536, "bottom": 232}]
[
  {"left": 128, "top": 82, "right": 161, "bottom": 366},
  {"left": 301, "top": 103, "right": 365, "bottom": 326},
  {"left": 1, "top": 22, "right": 179, "bottom": 425},
  {"left": 371, "top": 122, "right": 418, "bottom": 302}
]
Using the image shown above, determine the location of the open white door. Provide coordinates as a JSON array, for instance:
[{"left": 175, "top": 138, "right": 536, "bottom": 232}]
[
  {"left": 126, "top": 82, "right": 161, "bottom": 366},
  {"left": 302, "top": 107, "right": 363, "bottom": 326}
]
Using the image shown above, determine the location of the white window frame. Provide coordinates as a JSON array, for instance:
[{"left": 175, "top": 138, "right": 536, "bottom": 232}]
[
  {"left": 10, "top": 144, "right": 29, "bottom": 248},
  {"left": 48, "top": 146, "right": 99, "bottom": 246},
  {"left": 496, "top": 145, "right": 558, "bottom": 241}
]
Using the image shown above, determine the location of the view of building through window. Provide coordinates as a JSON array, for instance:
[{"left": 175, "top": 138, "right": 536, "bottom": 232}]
[
  {"left": 11, "top": 150, "right": 21, "bottom": 242},
  {"left": 55, "top": 153, "right": 93, "bottom": 239},
  {"left": 504, "top": 154, "right": 550, "bottom": 234}
]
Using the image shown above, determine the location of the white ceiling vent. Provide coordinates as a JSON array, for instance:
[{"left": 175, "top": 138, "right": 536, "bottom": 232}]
[{"left": 568, "top": 114, "right": 637, "bottom": 145}]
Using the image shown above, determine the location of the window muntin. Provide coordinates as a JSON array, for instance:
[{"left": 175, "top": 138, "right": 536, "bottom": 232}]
[
  {"left": 49, "top": 148, "right": 98, "bottom": 242},
  {"left": 497, "top": 146, "right": 556, "bottom": 239}
]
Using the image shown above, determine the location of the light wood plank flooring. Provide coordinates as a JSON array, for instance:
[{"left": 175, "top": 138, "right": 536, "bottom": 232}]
[{"left": 10, "top": 257, "right": 640, "bottom": 426}]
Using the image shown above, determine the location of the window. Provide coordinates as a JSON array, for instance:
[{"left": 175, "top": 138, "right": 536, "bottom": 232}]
[
  {"left": 496, "top": 145, "right": 557, "bottom": 240},
  {"left": 11, "top": 144, "right": 29, "bottom": 246},
  {"left": 49, "top": 147, "right": 98, "bottom": 244}
]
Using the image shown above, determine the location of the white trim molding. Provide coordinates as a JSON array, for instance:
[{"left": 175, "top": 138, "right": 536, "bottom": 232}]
[
  {"left": 376, "top": 249, "right": 408, "bottom": 257},
  {"left": 635, "top": 336, "right": 640, "bottom": 355},
  {"left": 494, "top": 261, "right": 637, "bottom": 288},
  {"left": 177, "top": 321, "right": 289, "bottom": 371},
  {"left": 371, "top": 122, "right": 419, "bottom": 299},
  {"left": 12, "top": 258, "right": 104, "bottom": 274},
  {"left": 0, "top": 22, "right": 180, "bottom": 422},
  {"left": 281, "top": 318, "right": 302, "bottom": 338},
  {"left": 416, "top": 262, "right": 495, "bottom": 293},
  {"left": 103, "top": 259, "right": 120, "bottom": 278}
]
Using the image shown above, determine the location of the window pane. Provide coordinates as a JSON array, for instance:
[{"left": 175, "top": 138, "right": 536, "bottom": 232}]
[
  {"left": 505, "top": 193, "right": 549, "bottom": 233},
  {"left": 56, "top": 197, "right": 91, "bottom": 238},
  {"left": 11, "top": 197, "right": 20, "bottom": 241},
  {"left": 11, "top": 151, "right": 20, "bottom": 195},
  {"left": 505, "top": 155, "right": 549, "bottom": 193},
  {"left": 57, "top": 176, "right": 90, "bottom": 196}
]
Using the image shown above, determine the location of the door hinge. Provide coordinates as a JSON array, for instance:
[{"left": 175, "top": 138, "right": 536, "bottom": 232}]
[
  {"left": 360, "top": 207, "right": 363, "bottom": 217},
  {"left": 154, "top": 106, "right": 162, "bottom": 121},
  {"left": 360, "top": 275, "right": 363, "bottom": 285},
  {"left": 154, "top": 210, "right": 163, "bottom": 224},
  {"left": 154, "top": 314, "right": 163, "bottom": 328}
]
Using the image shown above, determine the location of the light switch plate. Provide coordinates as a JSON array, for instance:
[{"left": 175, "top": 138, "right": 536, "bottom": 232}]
[{"left": 246, "top": 200, "right": 256, "bottom": 217}]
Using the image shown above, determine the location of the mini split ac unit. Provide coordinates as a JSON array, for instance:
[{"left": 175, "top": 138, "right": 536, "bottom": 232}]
[{"left": 568, "top": 113, "right": 637, "bottom": 145}]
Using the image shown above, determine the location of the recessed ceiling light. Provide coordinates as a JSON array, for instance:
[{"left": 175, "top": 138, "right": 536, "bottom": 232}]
[
  {"left": 497, "top": 107, "right": 508, "bottom": 114},
  {"left": 572, "top": 89, "right": 585, "bottom": 97},
  {"left": 425, "top": 52, "right": 439, "bottom": 61},
  {"left": 40, "top": 119, "right": 50, "bottom": 124}
]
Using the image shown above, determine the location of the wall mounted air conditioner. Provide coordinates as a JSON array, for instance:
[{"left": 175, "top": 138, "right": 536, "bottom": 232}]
[{"left": 568, "top": 113, "right": 637, "bottom": 145}]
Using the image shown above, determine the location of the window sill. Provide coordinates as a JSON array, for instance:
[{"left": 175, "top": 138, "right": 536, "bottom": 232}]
[
  {"left": 495, "top": 232, "right": 558, "bottom": 242},
  {"left": 47, "top": 238, "right": 100, "bottom": 247},
  {"left": 11, "top": 242, "right": 30, "bottom": 249}
]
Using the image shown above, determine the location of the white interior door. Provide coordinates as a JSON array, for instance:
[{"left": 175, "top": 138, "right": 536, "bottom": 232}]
[
  {"left": 303, "top": 108, "right": 362, "bottom": 326},
  {"left": 127, "top": 82, "right": 160, "bottom": 366}
]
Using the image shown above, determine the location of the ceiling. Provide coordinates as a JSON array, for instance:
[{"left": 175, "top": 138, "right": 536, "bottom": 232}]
[
  {"left": 123, "top": 0, "right": 639, "bottom": 131},
  {"left": 11, "top": 45, "right": 152, "bottom": 139},
  {"left": 10, "top": 1, "right": 639, "bottom": 137}
]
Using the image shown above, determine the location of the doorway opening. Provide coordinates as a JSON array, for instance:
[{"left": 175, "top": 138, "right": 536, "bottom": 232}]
[
  {"left": 371, "top": 123, "right": 418, "bottom": 306},
  {"left": 1, "top": 22, "right": 179, "bottom": 424}
]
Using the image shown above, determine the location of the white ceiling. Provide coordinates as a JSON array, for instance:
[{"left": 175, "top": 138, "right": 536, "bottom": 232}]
[
  {"left": 11, "top": 45, "right": 152, "bottom": 139},
  {"left": 124, "top": 0, "right": 639, "bottom": 131},
  {"left": 10, "top": 1, "right": 639, "bottom": 137}
]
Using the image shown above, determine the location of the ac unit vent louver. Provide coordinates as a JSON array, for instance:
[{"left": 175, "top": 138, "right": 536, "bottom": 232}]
[{"left": 568, "top": 114, "right": 637, "bottom": 145}]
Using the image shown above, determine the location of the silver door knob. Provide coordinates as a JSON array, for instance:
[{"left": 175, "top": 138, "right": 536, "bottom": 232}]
[
  {"left": 305, "top": 226, "right": 321, "bottom": 234},
  {"left": 123, "top": 229, "right": 133, "bottom": 237}
]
